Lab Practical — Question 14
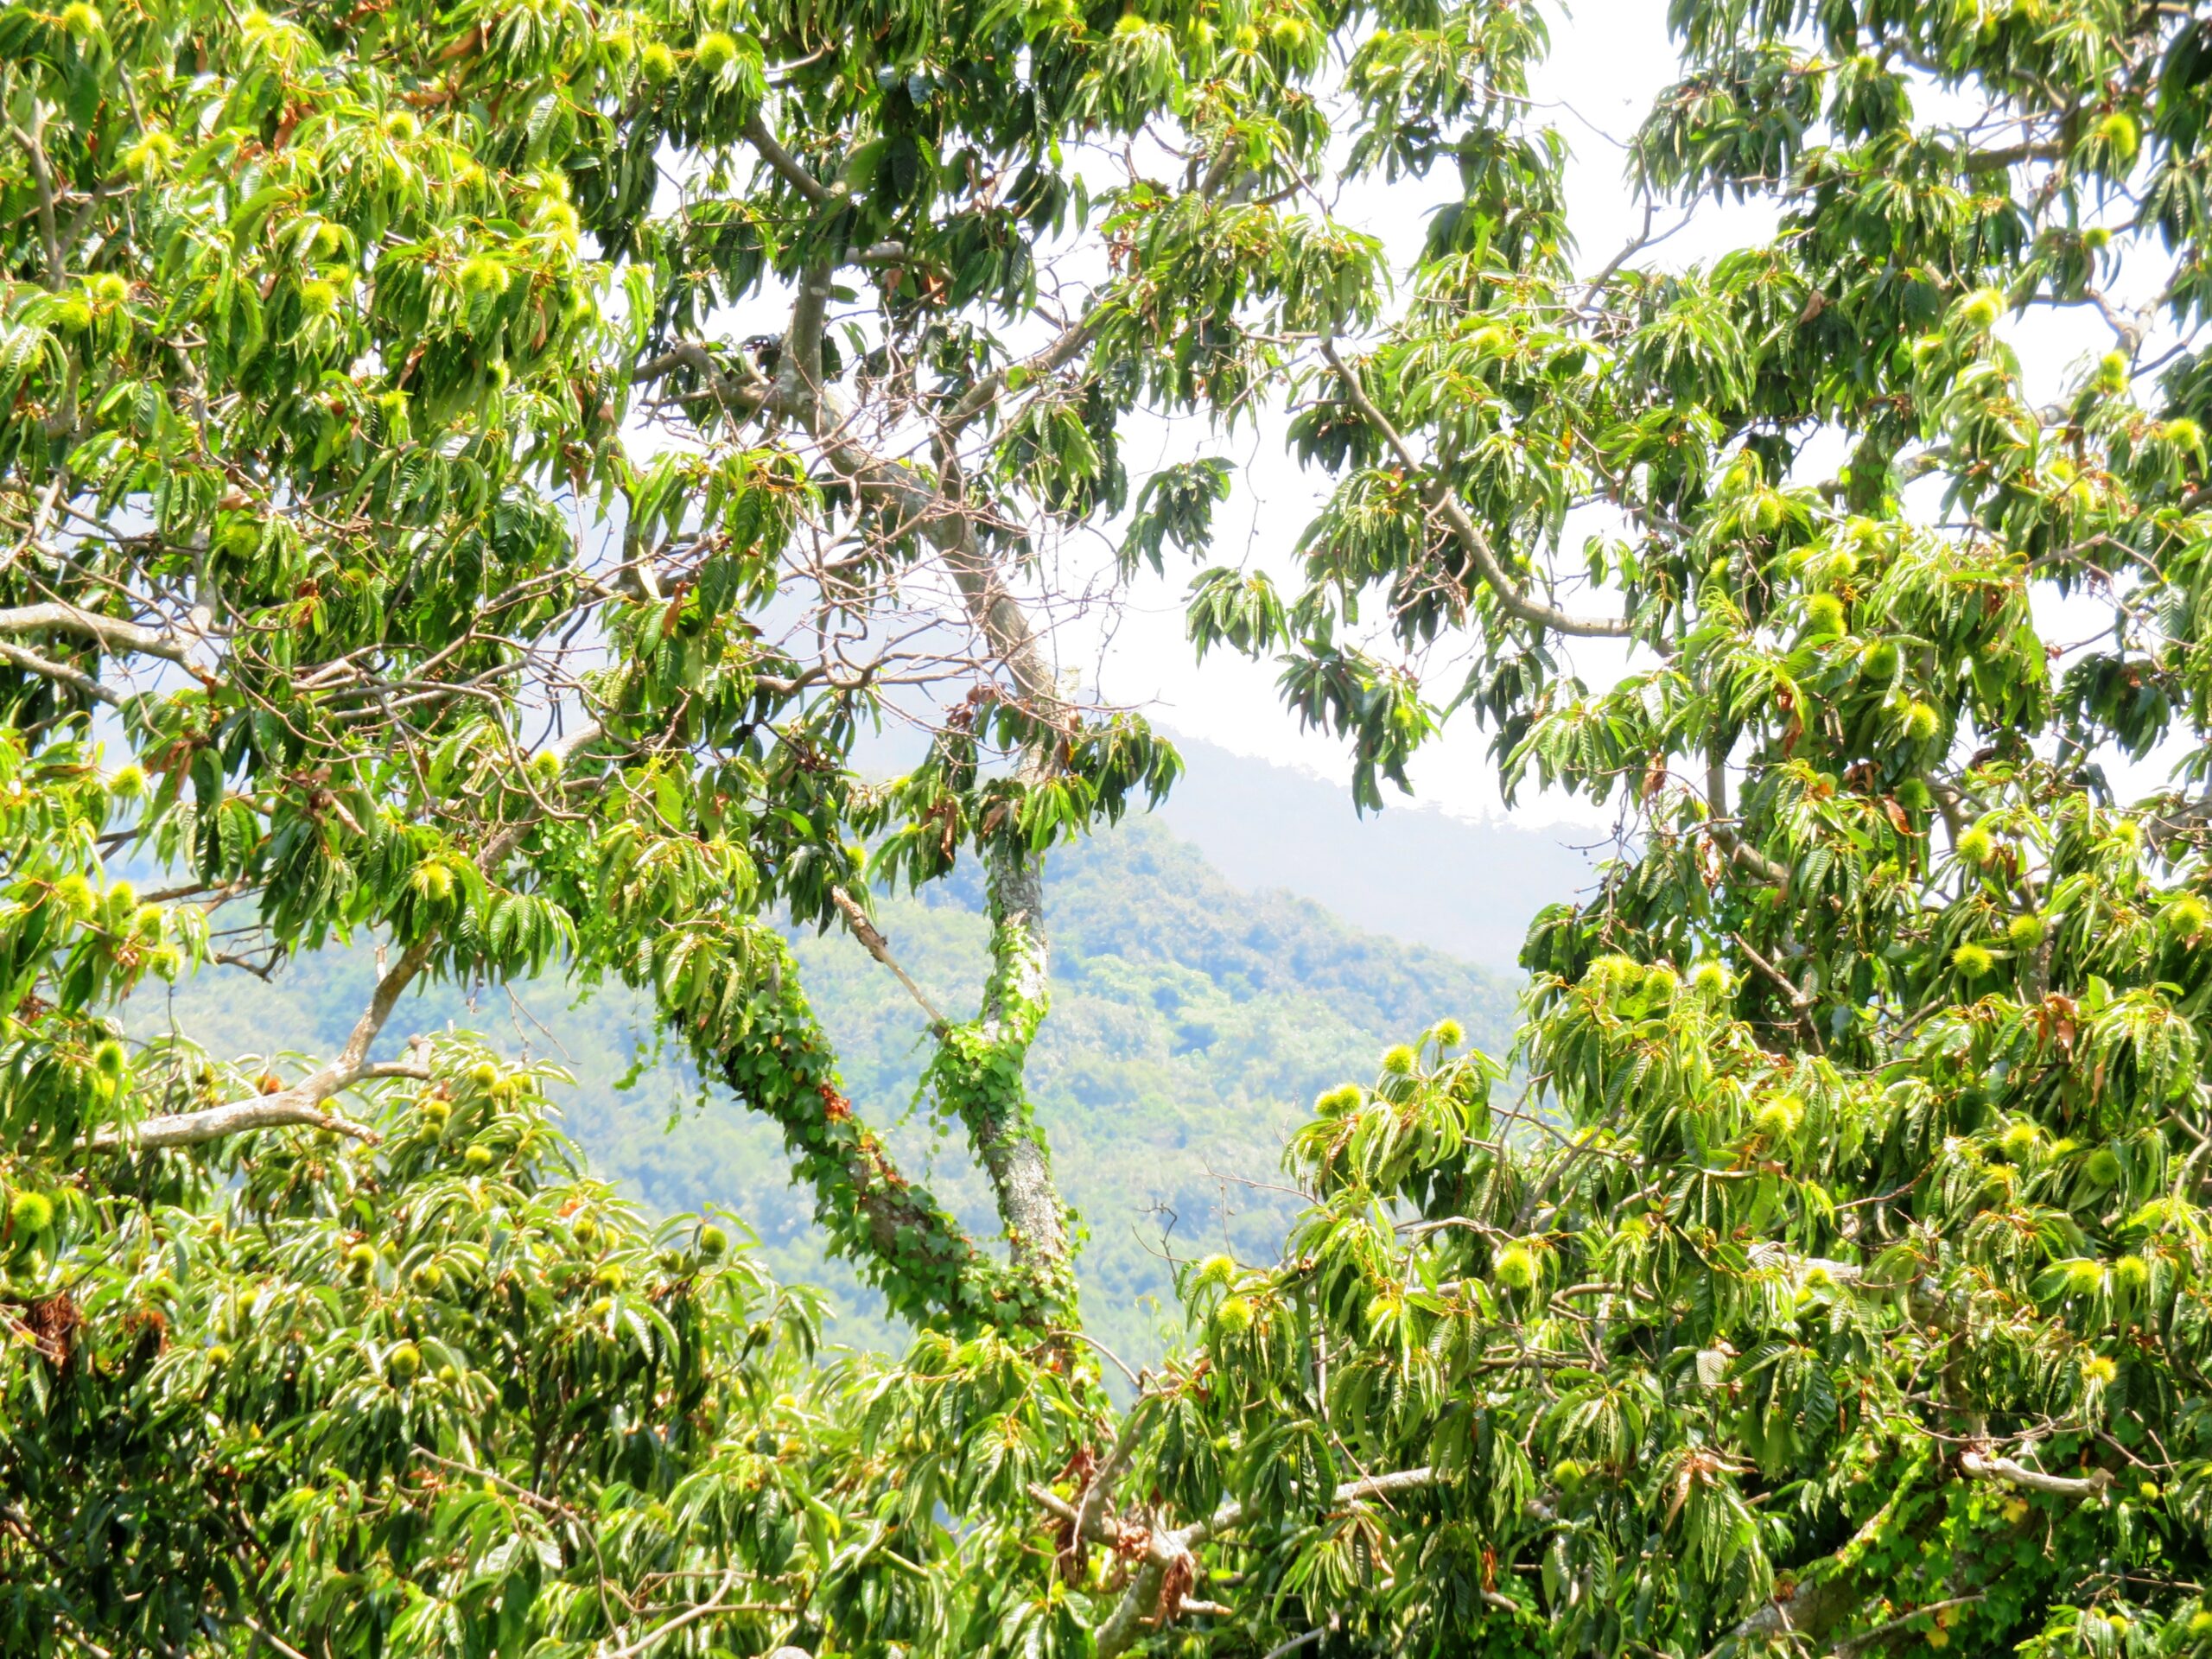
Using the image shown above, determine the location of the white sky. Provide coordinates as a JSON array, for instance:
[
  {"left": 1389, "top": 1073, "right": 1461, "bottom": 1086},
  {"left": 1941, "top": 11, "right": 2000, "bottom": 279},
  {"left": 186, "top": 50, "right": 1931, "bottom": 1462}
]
[{"left": 1059, "top": 0, "right": 2177, "bottom": 828}]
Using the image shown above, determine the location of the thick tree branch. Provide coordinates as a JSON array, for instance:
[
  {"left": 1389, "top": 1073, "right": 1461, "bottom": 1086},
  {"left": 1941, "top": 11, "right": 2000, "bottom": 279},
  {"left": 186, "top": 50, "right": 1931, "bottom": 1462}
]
[
  {"left": 1719, "top": 1574, "right": 1861, "bottom": 1652},
  {"left": 779, "top": 405, "right": 1075, "bottom": 1297},
  {"left": 958, "top": 861, "right": 1070, "bottom": 1285},
  {"left": 1317, "top": 340, "right": 1630, "bottom": 639},
  {"left": 785, "top": 258, "right": 834, "bottom": 397},
  {"left": 1961, "top": 139, "right": 2064, "bottom": 174}
]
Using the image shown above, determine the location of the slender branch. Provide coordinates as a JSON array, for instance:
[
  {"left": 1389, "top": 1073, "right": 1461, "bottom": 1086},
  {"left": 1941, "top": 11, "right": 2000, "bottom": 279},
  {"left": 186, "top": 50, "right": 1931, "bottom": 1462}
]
[
  {"left": 1189, "top": 1464, "right": 1440, "bottom": 1550},
  {"left": 1054, "top": 1325, "right": 1142, "bottom": 1390},
  {"left": 1831, "top": 1595, "right": 1984, "bottom": 1657},
  {"left": 1731, "top": 932, "right": 1812, "bottom": 1012},
  {"left": 1705, "top": 755, "right": 1792, "bottom": 888},
  {"left": 476, "top": 721, "right": 607, "bottom": 872},
  {"left": 1027, "top": 1483, "right": 1087, "bottom": 1531},
  {"left": 735, "top": 104, "right": 848, "bottom": 401},
  {"left": 1578, "top": 200, "right": 1656, "bottom": 308},
  {"left": 414, "top": 1449, "right": 580, "bottom": 1521},
  {"left": 938, "top": 116, "right": 1254, "bottom": 437},
  {"left": 830, "top": 885, "right": 949, "bottom": 1033},
  {"left": 8, "top": 107, "right": 64, "bottom": 288},
  {"left": 1089, "top": 1467, "right": 1444, "bottom": 1659},
  {"left": 1731, "top": 929, "right": 1826, "bottom": 1055},
  {"left": 633, "top": 340, "right": 767, "bottom": 425},
  {"left": 942, "top": 308, "right": 1111, "bottom": 433},
  {"left": 594, "top": 1567, "right": 743, "bottom": 1659},
  {"left": 231, "top": 1615, "right": 314, "bottom": 1659},
  {"left": 741, "top": 110, "right": 836, "bottom": 207},
  {"left": 4, "top": 474, "right": 64, "bottom": 569},
  {"left": 83, "top": 940, "right": 435, "bottom": 1151},
  {"left": 83, "top": 1085, "right": 384, "bottom": 1151},
  {"left": 1316, "top": 339, "right": 1630, "bottom": 639}
]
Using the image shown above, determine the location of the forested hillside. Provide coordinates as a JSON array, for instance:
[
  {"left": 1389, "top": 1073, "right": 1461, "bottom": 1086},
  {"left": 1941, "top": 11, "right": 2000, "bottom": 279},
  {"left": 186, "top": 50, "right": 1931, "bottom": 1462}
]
[{"left": 149, "top": 811, "right": 1518, "bottom": 1363}]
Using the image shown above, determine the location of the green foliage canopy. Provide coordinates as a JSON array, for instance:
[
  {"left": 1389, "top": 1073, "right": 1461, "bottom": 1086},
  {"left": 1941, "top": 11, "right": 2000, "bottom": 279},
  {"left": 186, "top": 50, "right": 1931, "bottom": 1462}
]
[
  {"left": 1161, "top": 3, "right": 2212, "bottom": 1657},
  {"left": 11, "top": 0, "right": 2212, "bottom": 1656},
  {"left": 0, "top": 0, "right": 1401, "bottom": 1643}
]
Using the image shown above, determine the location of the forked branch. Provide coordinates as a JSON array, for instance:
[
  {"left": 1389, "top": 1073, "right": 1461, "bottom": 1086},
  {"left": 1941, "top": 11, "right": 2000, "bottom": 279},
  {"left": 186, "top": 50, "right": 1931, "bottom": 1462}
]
[{"left": 84, "top": 938, "right": 436, "bottom": 1152}]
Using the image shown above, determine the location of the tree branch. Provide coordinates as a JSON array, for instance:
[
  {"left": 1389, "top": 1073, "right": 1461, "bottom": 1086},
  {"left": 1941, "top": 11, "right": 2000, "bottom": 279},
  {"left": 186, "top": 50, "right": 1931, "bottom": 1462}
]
[
  {"left": 830, "top": 885, "right": 949, "bottom": 1033},
  {"left": 8, "top": 106, "right": 65, "bottom": 288},
  {"left": 0, "top": 601, "right": 192, "bottom": 664},
  {"left": 941, "top": 307, "right": 1111, "bottom": 434},
  {"left": 1961, "top": 139, "right": 2064, "bottom": 174},
  {"left": 83, "top": 939, "right": 435, "bottom": 1152},
  {"left": 0, "top": 639, "right": 118, "bottom": 705},
  {"left": 1705, "top": 755, "right": 1792, "bottom": 888},
  {"left": 1960, "top": 1451, "right": 2113, "bottom": 1497},
  {"left": 1718, "top": 1574, "right": 1861, "bottom": 1653},
  {"left": 1316, "top": 340, "right": 1630, "bottom": 639},
  {"left": 741, "top": 110, "right": 836, "bottom": 206},
  {"left": 1577, "top": 200, "right": 1656, "bottom": 308},
  {"left": 1188, "top": 1465, "right": 1440, "bottom": 1551},
  {"left": 781, "top": 413, "right": 1076, "bottom": 1299},
  {"left": 593, "top": 1567, "right": 743, "bottom": 1659},
  {"left": 1085, "top": 1467, "right": 1444, "bottom": 1659},
  {"left": 1831, "top": 1595, "right": 1984, "bottom": 1657},
  {"left": 633, "top": 340, "right": 767, "bottom": 426}
]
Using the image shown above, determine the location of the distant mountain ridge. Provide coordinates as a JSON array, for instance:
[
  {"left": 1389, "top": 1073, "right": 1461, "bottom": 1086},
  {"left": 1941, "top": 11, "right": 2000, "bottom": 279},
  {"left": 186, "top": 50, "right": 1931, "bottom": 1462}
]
[{"left": 1154, "top": 735, "right": 1603, "bottom": 969}]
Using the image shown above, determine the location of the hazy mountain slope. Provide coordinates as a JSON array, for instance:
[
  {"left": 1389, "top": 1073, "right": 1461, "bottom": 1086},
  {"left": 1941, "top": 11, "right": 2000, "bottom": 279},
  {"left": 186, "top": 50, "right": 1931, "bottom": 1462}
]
[
  {"left": 1154, "top": 736, "right": 1604, "bottom": 969},
  {"left": 132, "top": 813, "right": 1520, "bottom": 1364}
]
